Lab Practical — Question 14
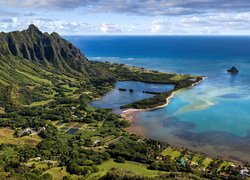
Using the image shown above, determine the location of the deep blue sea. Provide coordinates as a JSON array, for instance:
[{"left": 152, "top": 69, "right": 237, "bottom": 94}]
[{"left": 66, "top": 36, "right": 250, "bottom": 162}]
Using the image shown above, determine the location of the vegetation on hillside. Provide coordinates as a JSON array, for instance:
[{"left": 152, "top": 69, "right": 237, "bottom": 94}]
[{"left": 0, "top": 26, "right": 248, "bottom": 179}]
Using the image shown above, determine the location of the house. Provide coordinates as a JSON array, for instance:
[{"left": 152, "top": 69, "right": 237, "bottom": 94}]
[
  {"left": 30, "top": 157, "right": 41, "bottom": 161},
  {"left": 155, "top": 155, "right": 165, "bottom": 161},
  {"left": 93, "top": 139, "right": 101, "bottom": 145},
  {"left": 20, "top": 128, "right": 35, "bottom": 136},
  {"left": 71, "top": 106, "right": 76, "bottom": 110},
  {"left": 240, "top": 168, "right": 250, "bottom": 177}
]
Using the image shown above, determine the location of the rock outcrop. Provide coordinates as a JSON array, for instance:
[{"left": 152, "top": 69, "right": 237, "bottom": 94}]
[{"left": 227, "top": 66, "right": 239, "bottom": 74}]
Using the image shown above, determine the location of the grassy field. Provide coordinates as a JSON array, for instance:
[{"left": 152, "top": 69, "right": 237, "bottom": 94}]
[
  {"left": 88, "top": 159, "right": 164, "bottom": 179},
  {"left": 218, "top": 161, "right": 231, "bottom": 171},
  {"left": 0, "top": 79, "right": 9, "bottom": 86},
  {"left": 161, "top": 147, "right": 214, "bottom": 170},
  {"left": 61, "top": 84, "right": 78, "bottom": 92},
  {"left": 0, "top": 146, "right": 17, "bottom": 159},
  {"left": 0, "top": 128, "right": 41, "bottom": 145},
  {"left": 0, "top": 107, "right": 5, "bottom": 114},
  {"left": 170, "top": 74, "right": 190, "bottom": 81},
  {"left": 25, "top": 99, "right": 53, "bottom": 107},
  {"left": 44, "top": 167, "right": 74, "bottom": 180},
  {"left": 16, "top": 69, "right": 52, "bottom": 85},
  {"left": 191, "top": 155, "right": 202, "bottom": 166},
  {"left": 26, "top": 160, "right": 48, "bottom": 170},
  {"left": 201, "top": 157, "right": 213, "bottom": 168},
  {"left": 161, "top": 147, "right": 182, "bottom": 160}
]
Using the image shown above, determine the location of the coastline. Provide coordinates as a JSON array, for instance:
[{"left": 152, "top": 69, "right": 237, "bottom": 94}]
[
  {"left": 121, "top": 76, "right": 207, "bottom": 122},
  {"left": 121, "top": 76, "right": 247, "bottom": 164}
]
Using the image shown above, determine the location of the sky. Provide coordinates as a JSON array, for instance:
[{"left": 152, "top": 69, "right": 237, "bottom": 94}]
[{"left": 0, "top": 0, "right": 250, "bottom": 35}]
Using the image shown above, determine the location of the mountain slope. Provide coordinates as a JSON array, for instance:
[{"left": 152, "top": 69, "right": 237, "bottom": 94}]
[
  {"left": 0, "top": 25, "right": 96, "bottom": 76},
  {"left": 0, "top": 25, "right": 114, "bottom": 108}
]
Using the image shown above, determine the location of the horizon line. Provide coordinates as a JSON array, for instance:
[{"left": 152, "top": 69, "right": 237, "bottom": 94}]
[{"left": 63, "top": 34, "right": 250, "bottom": 36}]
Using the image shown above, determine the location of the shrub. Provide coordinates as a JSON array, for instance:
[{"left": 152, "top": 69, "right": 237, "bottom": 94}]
[{"left": 115, "top": 156, "right": 125, "bottom": 163}]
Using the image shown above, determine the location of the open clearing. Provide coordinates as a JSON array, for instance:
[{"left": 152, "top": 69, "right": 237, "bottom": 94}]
[
  {"left": 88, "top": 159, "right": 164, "bottom": 179},
  {"left": 0, "top": 128, "right": 41, "bottom": 145},
  {"left": 161, "top": 147, "right": 181, "bottom": 160}
]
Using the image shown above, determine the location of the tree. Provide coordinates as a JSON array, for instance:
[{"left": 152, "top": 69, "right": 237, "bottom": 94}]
[{"left": 115, "top": 156, "right": 125, "bottom": 163}]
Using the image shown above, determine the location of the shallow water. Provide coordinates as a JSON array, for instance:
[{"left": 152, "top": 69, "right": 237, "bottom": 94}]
[
  {"left": 90, "top": 81, "right": 175, "bottom": 109},
  {"left": 66, "top": 36, "right": 250, "bottom": 162}
]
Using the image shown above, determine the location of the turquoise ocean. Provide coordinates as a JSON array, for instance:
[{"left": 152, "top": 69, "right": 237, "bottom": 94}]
[{"left": 66, "top": 36, "right": 250, "bottom": 162}]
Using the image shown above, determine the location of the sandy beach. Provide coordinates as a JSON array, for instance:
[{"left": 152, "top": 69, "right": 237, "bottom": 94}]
[{"left": 121, "top": 76, "right": 207, "bottom": 123}]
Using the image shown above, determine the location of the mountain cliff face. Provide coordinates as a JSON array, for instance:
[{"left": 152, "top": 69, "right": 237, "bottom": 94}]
[
  {"left": 0, "top": 25, "right": 113, "bottom": 107},
  {"left": 0, "top": 25, "right": 95, "bottom": 76}
]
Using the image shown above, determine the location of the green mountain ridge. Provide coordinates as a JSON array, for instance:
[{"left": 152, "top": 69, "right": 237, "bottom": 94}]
[
  {"left": 0, "top": 25, "right": 114, "bottom": 108},
  {"left": 0, "top": 24, "right": 97, "bottom": 77}
]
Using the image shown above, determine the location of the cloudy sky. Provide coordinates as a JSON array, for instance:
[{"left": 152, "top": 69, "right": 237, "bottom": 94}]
[{"left": 0, "top": 0, "right": 250, "bottom": 35}]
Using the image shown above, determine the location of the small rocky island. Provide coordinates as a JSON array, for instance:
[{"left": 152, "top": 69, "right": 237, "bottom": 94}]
[{"left": 227, "top": 66, "right": 239, "bottom": 74}]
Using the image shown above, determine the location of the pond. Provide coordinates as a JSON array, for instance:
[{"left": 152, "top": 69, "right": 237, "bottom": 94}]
[
  {"left": 67, "top": 128, "right": 79, "bottom": 134},
  {"left": 90, "top": 81, "right": 175, "bottom": 109}
]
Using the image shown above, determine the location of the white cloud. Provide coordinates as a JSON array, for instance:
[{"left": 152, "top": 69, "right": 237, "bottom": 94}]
[
  {"left": 1, "top": 2, "right": 250, "bottom": 35},
  {"left": 0, "top": 17, "right": 128, "bottom": 34},
  {"left": 151, "top": 19, "right": 167, "bottom": 33},
  {"left": 2, "top": 0, "right": 250, "bottom": 16},
  {"left": 100, "top": 23, "right": 122, "bottom": 33},
  {"left": 1, "top": 0, "right": 250, "bottom": 34},
  {"left": 149, "top": 12, "right": 250, "bottom": 35}
]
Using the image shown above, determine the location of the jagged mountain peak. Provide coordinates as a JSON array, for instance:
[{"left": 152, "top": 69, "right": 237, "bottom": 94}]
[
  {"left": 26, "top": 24, "right": 42, "bottom": 34},
  {"left": 0, "top": 24, "right": 98, "bottom": 77},
  {"left": 50, "top": 32, "right": 60, "bottom": 37}
]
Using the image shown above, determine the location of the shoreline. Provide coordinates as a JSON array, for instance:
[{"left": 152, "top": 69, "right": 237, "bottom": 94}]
[
  {"left": 121, "top": 76, "right": 246, "bottom": 164},
  {"left": 121, "top": 76, "right": 207, "bottom": 122}
]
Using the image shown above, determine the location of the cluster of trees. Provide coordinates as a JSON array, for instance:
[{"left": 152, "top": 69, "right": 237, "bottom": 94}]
[
  {"left": 108, "top": 135, "right": 167, "bottom": 164},
  {"left": 121, "top": 91, "right": 173, "bottom": 109},
  {"left": 67, "top": 163, "right": 99, "bottom": 176},
  {"left": 101, "top": 168, "right": 152, "bottom": 180},
  {"left": 91, "top": 61, "right": 196, "bottom": 85},
  {"left": 101, "top": 168, "right": 202, "bottom": 180},
  {"left": 149, "top": 160, "right": 177, "bottom": 172}
]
